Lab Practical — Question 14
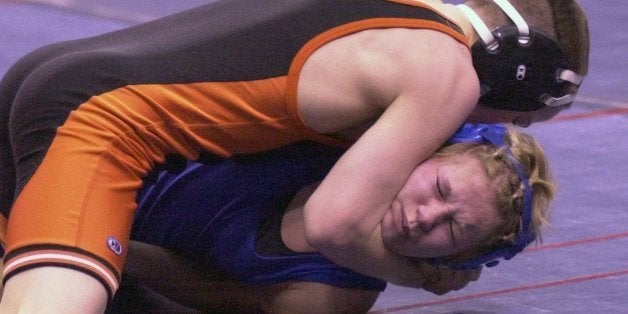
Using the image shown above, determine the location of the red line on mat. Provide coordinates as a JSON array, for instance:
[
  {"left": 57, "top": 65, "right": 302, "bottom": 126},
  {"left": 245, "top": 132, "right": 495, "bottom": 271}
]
[
  {"left": 371, "top": 269, "right": 628, "bottom": 313},
  {"left": 370, "top": 233, "right": 628, "bottom": 313},
  {"left": 525, "top": 232, "right": 628, "bottom": 253}
]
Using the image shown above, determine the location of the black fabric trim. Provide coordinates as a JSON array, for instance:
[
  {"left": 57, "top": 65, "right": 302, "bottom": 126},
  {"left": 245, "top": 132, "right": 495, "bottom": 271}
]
[
  {"left": 255, "top": 192, "right": 299, "bottom": 257},
  {"left": 4, "top": 243, "right": 121, "bottom": 282}
]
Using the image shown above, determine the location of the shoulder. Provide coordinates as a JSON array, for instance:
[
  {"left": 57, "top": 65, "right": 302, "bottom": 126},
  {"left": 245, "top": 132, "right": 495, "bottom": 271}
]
[
  {"left": 355, "top": 28, "right": 479, "bottom": 110},
  {"left": 296, "top": 27, "right": 478, "bottom": 133}
]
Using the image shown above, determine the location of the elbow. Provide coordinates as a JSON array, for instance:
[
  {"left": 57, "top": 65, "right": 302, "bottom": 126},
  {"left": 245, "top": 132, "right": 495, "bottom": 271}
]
[
  {"left": 305, "top": 230, "right": 353, "bottom": 254},
  {"left": 303, "top": 203, "right": 356, "bottom": 252},
  {"left": 303, "top": 215, "right": 341, "bottom": 251}
]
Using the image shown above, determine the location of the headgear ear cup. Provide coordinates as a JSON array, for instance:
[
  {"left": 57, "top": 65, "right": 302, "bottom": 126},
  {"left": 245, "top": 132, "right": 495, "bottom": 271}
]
[
  {"left": 428, "top": 123, "right": 534, "bottom": 270},
  {"left": 471, "top": 26, "right": 574, "bottom": 111},
  {"left": 457, "top": 0, "right": 585, "bottom": 111}
]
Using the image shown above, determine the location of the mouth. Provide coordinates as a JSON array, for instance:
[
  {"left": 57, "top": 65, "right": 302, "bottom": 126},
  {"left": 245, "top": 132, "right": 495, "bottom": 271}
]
[{"left": 400, "top": 207, "right": 411, "bottom": 239}]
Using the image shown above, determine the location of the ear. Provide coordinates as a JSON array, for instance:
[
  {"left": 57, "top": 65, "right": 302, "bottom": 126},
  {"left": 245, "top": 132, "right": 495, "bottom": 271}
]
[{"left": 549, "top": 0, "right": 590, "bottom": 75}]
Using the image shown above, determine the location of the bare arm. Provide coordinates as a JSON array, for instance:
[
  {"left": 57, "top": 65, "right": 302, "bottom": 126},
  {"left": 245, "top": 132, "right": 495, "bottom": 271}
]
[{"left": 303, "top": 31, "right": 480, "bottom": 287}]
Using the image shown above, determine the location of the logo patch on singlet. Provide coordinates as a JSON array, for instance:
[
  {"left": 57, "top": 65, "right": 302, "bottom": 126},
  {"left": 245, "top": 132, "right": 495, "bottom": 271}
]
[
  {"left": 107, "top": 236, "right": 123, "bottom": 255},
  {"left": 516, "top": 64, "right": 527, "bottom": 80}
]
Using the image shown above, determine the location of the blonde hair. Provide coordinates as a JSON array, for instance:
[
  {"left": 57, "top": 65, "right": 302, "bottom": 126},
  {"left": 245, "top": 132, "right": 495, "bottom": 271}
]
[
  {"left": 432, "top": 125, "right": 556, "bottom": 262},
  {"left": 464, "top": 0, "right": 590, "bottom": 76}
]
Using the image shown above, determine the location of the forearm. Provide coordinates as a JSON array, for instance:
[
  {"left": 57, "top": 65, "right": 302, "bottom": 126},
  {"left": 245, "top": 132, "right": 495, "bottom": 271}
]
[
  {"left": 311, "top": 235, "right": 482, "bottom": 295},
  {"left": 269, "top": 282, "right": 379, "bottom": 314},
  {"left": 303, "top": 86, "right": 473, "bottom": 285},
  {"left": 308, "top": 227, "right": 429, "bottom": 288}
]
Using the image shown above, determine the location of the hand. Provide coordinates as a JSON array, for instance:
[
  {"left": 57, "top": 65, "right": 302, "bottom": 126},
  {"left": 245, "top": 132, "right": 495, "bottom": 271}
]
[{"left": 420, "top": 263, "right": 482, "bottom": 295}]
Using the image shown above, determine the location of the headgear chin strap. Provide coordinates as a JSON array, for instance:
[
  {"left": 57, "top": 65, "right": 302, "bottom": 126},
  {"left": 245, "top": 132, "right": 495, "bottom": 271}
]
[
  {"left": 428, "top": 123, "right": 534, "bottom": 270},
  {"left": 457, "top": 0, "right": 585, "bottom": 112}
]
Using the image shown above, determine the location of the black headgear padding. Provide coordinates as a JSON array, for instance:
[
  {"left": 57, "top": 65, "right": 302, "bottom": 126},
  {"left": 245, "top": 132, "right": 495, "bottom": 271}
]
[{"left": 472, "top": 26, "right": 573, "bottom": 112}]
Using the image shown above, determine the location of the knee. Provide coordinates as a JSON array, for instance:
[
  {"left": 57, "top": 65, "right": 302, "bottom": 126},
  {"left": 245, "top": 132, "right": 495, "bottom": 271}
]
[
  {"left": 8, "top": 49, "right": 121, "bottom": 133},
  {"left": 1, "top": 41, "right": 73, "bottom": 100}
]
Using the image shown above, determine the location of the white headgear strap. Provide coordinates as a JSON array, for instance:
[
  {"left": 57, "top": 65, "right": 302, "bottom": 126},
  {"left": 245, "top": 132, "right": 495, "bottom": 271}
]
[{"left": 457, "top": 0, "right": 531, "bottom": 48}]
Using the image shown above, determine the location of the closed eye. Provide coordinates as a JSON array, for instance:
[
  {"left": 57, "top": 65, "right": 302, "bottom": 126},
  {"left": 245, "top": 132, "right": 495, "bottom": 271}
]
[
  {"left": 436, "top": 172, "right": 451, "bottom": 200},
  {"left": 436, "top": 175, "right": 445, "bottom": 199}
]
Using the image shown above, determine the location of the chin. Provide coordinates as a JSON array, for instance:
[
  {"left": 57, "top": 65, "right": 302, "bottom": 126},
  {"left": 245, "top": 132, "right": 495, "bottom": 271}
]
[
  {"left": 382, "top": 237, "right": 404, "bottom": 255},
  {"left": 386, "top": 242, "right": 425, "bottom": 258}
]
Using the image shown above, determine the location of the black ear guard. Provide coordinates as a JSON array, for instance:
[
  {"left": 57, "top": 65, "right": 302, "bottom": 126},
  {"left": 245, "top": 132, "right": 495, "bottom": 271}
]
[
  {"left": 473, "top": 26, "right": 577, "bottom": 111},
  {"left": 458, "top": 0, "right": 585, "bottom": 112}
]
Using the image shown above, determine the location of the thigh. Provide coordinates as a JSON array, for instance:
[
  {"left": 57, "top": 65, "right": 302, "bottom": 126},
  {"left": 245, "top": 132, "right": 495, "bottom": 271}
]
[
  {"left": 0, "top": 40, "right": 86, "bottom": 215},
  {"left": 3, "top": 6, "right": 233, "bottom": 293},
  {"left": 124, "top": 241, "right": 272, "bottom": 312},
  {"left": 124, "top": 242, "right": 380, "bottom": 313}
]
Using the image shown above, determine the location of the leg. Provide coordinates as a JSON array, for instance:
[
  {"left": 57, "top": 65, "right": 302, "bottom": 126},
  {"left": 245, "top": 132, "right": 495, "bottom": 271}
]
[
  {"left": 124, "top": 242, "right": 380, "bottom": 313},
  {"left": 1, "top": 45, "right": 230, "bottom": 310},
  {"left": 1, "top": 46, "right": 168, "bottom": 311},
  {"left": 2, "top": 2, "right": 303, "bottom": 309},
  {"left": 123, "top": 241, "right": 271, "bottom": 312},
  {"left": 0, "top": 267, "right": 108, "bottom": 313},
  {"left": 0, "top": 40, "right": 94, "bottom": 216},
  {"left": 0, "top": 40, "right": 120, "bottom": 313}
]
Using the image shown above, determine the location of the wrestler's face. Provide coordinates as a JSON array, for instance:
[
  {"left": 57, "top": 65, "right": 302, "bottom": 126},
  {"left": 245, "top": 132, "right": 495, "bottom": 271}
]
[
  {"left": 380, "top": 154, "right": 503, "bottom": 258},
  {"left": 467, "top": 104, "right": 568, "bottom": 127}
]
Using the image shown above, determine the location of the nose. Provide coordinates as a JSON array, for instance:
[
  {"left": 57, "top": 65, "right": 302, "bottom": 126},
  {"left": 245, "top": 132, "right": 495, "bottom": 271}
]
[{"left": 414, "top": 203, "right": 449, "bottom": 233}]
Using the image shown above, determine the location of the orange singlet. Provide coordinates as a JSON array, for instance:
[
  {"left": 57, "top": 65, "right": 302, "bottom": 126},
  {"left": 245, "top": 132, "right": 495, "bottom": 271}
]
[{"left": 0, "top": 0, "right": 466, "bottom": 298}]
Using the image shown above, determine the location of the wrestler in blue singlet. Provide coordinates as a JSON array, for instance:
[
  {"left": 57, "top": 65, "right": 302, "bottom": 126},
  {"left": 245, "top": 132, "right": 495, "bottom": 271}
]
[{"left": 131, "top": 141, "right": 386, "bottom": 291}]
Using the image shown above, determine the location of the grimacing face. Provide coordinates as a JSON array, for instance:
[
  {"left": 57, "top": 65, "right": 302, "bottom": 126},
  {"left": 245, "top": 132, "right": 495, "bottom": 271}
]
[{"left": 381, "top": 153, "right": 504, "bottom": 258}]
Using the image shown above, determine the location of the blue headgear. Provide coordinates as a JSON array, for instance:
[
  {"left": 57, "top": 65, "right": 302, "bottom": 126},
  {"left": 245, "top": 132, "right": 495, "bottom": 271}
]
[
  {"left": 457, "top": 0, "right": 585, "bottom": 111},
  {"left": 428, "top": 123, "right": 534, "bottom": 270}
]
